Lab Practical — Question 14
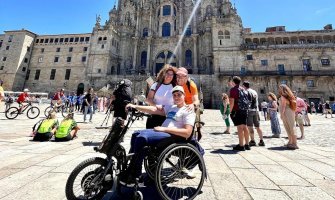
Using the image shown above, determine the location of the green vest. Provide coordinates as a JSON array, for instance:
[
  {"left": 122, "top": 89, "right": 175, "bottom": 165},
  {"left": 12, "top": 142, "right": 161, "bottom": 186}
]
[
  {"left": 55, "top": 119, "right": 74, "bottom": 138},
  {"left": 37, "top": 119, "right": 57, "bottom": 134}
]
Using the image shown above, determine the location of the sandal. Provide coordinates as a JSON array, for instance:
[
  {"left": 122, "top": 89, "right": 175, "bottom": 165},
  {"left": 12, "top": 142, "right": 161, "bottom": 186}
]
[{"left": 287, "top": 144, "right": 296, "bottom": 150}]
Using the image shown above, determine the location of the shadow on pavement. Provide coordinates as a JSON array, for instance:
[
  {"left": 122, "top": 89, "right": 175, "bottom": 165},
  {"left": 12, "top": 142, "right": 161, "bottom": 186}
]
[
  {"left": 103, "top": 184, "right": 162, "bottom": 200},
  {"left": 209, "top": 132, "right": 230, "bottom": 135},
  {"left": 267, "top": 146, "right": 288, "bottom": 151},
  {"left": 210, "top": 149, "right": 238, "bottom": 154},
  {"left": 82, "top": 141, "right": 101, "bottom": 146}
]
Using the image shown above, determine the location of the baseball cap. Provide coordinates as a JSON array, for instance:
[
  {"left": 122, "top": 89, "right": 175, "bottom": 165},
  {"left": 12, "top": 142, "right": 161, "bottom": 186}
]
[
  {"left": 176, "top": 67, "right": 188, "bottom": 76},
  {"left": 23, "top": 88, "right": 29, "bottom": 92},
  {"left": 172, "top": 85, "right": 185, "bottom": 94}
]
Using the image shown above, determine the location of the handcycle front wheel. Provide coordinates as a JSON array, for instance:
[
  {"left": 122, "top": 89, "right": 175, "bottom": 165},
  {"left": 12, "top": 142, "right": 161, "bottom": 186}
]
[
  {"left": 65, "top": 157, "right": 109, "bottom": 200},
  {"left": 5, "top": 107, "right": 19, "bottom": 119},
  {"left": 155, "top": 144, "right": 206, "bottom": 200},
  {"left": 27, "top": 106, "right": 40, "bottom": 119}
]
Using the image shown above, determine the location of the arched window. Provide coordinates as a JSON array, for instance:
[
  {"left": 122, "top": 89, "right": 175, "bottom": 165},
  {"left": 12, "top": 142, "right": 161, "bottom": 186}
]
[
  {"left": 162, "top": 22, "right": 171, "bottom": 37},
  {"left": 206, "top": 5, "right": 213, "bottom": 16},
  {"left": 163, "top": 5, "right": 171, "bottom": 16},
  {"left": 141, "top": 51, "right": 147, "bottom": 67},
  {"left": 224, "top": 30, "right": 230, "bottom": 39},
  {"left": 218, "top": 31, "right": 223, "bottom": 36},
  {"left": 143, "top": 28, "right": 148, "bottom": 37},
  {"left": 185, "top": 50, "right": 192, "bottom": 67},
  {"left": 185, "top": 25, "right": 192, "bottom": 36}
]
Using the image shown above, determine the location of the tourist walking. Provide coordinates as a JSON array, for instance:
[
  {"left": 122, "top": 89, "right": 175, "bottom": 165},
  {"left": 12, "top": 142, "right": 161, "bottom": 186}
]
[
  {"left": 294, "top": 91, "right": 306, "bottom": 139},
  {"left": 303, "top": 99, "right": 311, "bottom": 126},
  {"left": 267, "top": 92, "right": 281, "bottom": 137},
  {"left": 310, "top": 102, "right": 316, "bottom": 114},
  {"left": 278, "top": 84, "right": 298, "bottom": 149},
  {"left": 220, "top": 93, "right": 230, "bottom": 134},
  {"left": 260, "top": 100, "right": 268, "bottom": 121},
  {"left": 83, "top": 88, "right": 94, "bottom": 123},
  {"left": 229, "top": 76, "right": 250, "bottom": 151},
  {"left": 324, "top": 101, "right": 333, "bottom": 118}
]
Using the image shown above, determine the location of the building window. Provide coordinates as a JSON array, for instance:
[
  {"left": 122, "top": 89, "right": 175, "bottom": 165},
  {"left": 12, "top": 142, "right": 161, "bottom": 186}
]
[
  {"left": 302, "top": 59, "right": 312, "bottom": 71},
  {"left": 50, "top": 38, "right": 54, "bottom": 43},
  {"left": 82, "top": 56, "right": 86, "bottom": 62},
  {"left": 41, "top": 48, "right": 45, "bottom": 53},
  {"left": 141, "top": 51, "right": 147, "bottom": 67},
  {"left": 35, "top": 39, "right": 39, "bottom": 44},
  {"left": 27, "top": 46, "right": 30, "bottom": 52},
  {"left": 8, "top": 35, "right": 13, "bottom": 42},
  {"left": 162, "top": 22, "right": 171, "bottom": 37},
  {"left": 163, "top": 5, "right": 171, "bottom": 16},
  {"left": 69, "top": 38, "right": 74, "bottom": 42},
  {"left": 101, "top": 44, "right": 105, "bottom": 49},
  {"left": 246, "top": 55, "right": 253, "bottom": 60},
  {"left": 67, "top": 57, "right": 72, "bottom": 62},
  {"left": 97, "top": 69, "right": 101, "bottom": 73},
  {"left": 240, "top": 67, "right": 246, "bottom": 75},
  {"left": 103, "top": 37, "right": 107, "bottom": 40},
  {"left": 2, "top": 57, "right": 6, "bottom": 61},
  {"left": 6, "top": 46, "right": 9, "bottom": 50},
  {"left": 83, "top": 47, "right": 88, "bottom": 52},
  {"left": 98, "top": 37, "right": 102, "bottom": 41},
  {"left": 85, "top": 37, "right": 90, "bottom": 42},
  {"left": 38, "top": 57, "right": 43, "bottom": 63},
  {"left": 75, "top": 37, "right": 79, "bottom": 42},
  {"left": 307, "top": 80, "right": 315, "bottom": 87},
  {"left": 185, "top": 50, "right": 192, "bottom": 67},
  {"left": 34, "top": 69, "right": 41, "bottom": 80},
  {"left": 45, "top": 38, "right": 49, "bottom": 43},
  {"left": 0, "top": 66, "right": 4, "bottom": 70},
  {"left": 224, "top": 30, "right": 230, "bottom": 39},
  {"left": 50, "top": 69, "right": 56, "bottom": 80},
  {"left": 278, "top": 64, "right": 285, "bottom": 75},
  {"left": 64, "top": 38, "right": 69, "bottom": 43},
  {"left": 55, "top": 38, "right": 59, "bottom": 43},
  {"left": 56, "top": 47, "right": 60, "bottom": 52},
  {"left": 69, "top": 47, "right": 73, "bottom": 52},
  {"left": 26, "top": 69, "right": 30, "bottom": 80},
  {"left": 22, "top": 67, "right": 26, "bottom": 72},
  {"left": 143, "top": 28, "right": 149, "bottom": 37},
  {"left": 80, "top": 37, "right": 84, "bottom": 42},
  {"left": 321, "top": 59, "right": 330, "bottom": 66},
  {"left": 185, "top": 25, "right": 192, "bottom": 36},
  {"left": 40, "top": 39, "right": 44, "bottom": 43},
  {"left": 24, "top": 58, "right": 28, "bottom": 63},
  {"left": 261, "top": 60, "right": 268, "bottom": 66},
  {"left": 65, "top": 69, "right": 71, "bottom": 80},
  {"left": 54, "top": 57, "right": 59, "bottom": 62},
  {"left": 60, "top": 38, "right": 64, "bottom": 43}
]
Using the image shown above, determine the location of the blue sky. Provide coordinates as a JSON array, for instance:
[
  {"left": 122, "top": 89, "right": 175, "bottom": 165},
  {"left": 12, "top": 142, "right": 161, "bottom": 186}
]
[{"left": 1, "top": 0, "right": 334, "bottom": 34}]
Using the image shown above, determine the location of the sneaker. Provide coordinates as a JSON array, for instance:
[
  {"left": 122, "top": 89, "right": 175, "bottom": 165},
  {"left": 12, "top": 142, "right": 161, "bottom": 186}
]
[
  {"left": 119, "top": 172, "right": 136, "bottom": 187},
  {"left": 223, "top": 130, "right": 230, "bottom": 134},
  {"left": 249, "top": 140, "right": 256, "bottom": 146},
  {"left": 244, "top": 144, "right": 251, "bottom": 150},
  {"left": 271, "top": 134, "right": 281, "bottom": 138},
  {"left": 182, "top": 168, "right": 196, "bottom": 179},
  {"left": 233, "top": 145, "right": 245, "bottom": 151},
  {"left": 258, "top": 140, "right": 265, "bottom": 146}
]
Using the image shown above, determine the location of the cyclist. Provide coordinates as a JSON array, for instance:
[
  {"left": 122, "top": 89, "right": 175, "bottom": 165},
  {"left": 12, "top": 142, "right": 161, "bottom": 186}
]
[
  {"left": 17, "top": 88, "right": 30, "bottom": 113},
  {"left": 52, "top": 88, "right": 65, "bottom": 108}
]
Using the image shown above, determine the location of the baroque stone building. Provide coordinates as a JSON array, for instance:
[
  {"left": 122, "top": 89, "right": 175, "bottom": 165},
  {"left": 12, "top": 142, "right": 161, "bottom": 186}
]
[{"left": 0, "top": 0, "right": 334, "bottom": 108}]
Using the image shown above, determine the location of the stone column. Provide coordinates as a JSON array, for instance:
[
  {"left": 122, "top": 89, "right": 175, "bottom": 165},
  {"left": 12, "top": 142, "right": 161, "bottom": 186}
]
[
  {"left": 179, "top": 36, "right": 183, "bottom": 66},
  {"left": 146, "top": 38, "right": 152, "bottom": 72},
  {"left": 192, "top": 35, "right": 198, "bottom": 73},
  {"left": 133, "top": 40, "right": 138, "bottom": 69}
]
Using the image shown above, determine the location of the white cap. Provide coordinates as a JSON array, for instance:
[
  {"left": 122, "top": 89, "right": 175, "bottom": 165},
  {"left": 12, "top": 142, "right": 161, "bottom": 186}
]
[
  {"left": 172, "top": 85, "right": 185, "bottom": 94},
  {"left": 23, "top": 88, "right": 29, "bottom": 92}
]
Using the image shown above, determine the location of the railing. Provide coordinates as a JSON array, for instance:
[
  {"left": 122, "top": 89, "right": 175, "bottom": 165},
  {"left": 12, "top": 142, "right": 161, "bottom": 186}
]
[
  {"left": 241, "top": 42, "right": 335, "bottom": 50},
  {"left": 218, "top": 70, "right": 335, "bottom": 76}
]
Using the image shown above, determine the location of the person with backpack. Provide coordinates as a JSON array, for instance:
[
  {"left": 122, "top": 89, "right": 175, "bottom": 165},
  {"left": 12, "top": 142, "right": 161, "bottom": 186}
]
[
  {"left": 112, "top": 79, "right": 132, "bottom": 121},
  {"left": 242, "top": 81, "right": 265, "bottom": 146},
  {"left": 229, "top": 76, "right": 250, "bottom": 151},
  {"left": 146, "top": 64, "right": 177, "bottom": 128},
  {"left": 33, "top": 111, "right": 58, "bottom": 141},
  {"left": 176, "top": 67, "right": 200, "bottom": 109}
]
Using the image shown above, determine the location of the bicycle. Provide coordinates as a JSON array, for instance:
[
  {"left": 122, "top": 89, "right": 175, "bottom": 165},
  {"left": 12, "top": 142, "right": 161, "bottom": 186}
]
[
  {"left": 5, "top": 102, "right": 40, "bottom": 119},
  {"left": 44, "top": 102, "right": 73, "bottom": 118}
]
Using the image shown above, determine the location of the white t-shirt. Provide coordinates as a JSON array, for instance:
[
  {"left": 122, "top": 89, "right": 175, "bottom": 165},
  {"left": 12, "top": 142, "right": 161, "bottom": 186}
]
[
  {"left": 150, "top": 82, "right": 174, "bottom": 106},
  {"left": 247, "top": 88, "right": 259, "bottom": 111},
  {"left": 162, "top": 105, "right": 195, "bottom": 128}
]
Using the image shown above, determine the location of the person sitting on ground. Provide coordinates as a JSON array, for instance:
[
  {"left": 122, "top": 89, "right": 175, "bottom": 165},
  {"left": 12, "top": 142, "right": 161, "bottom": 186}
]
[
  {"left": 33, "top": 111, "right": 58, "bottom": 141},
  {"left": 119, "top": 85, "right": 197, "bottom": 186},
  {"left": 54, "top": 113, "right": 80, "bottom": 141}
]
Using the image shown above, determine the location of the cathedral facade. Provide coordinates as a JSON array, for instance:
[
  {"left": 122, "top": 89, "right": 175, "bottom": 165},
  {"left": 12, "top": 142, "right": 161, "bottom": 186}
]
[{"left": 0, "top": 0, "right": 334, "bottom": 108}]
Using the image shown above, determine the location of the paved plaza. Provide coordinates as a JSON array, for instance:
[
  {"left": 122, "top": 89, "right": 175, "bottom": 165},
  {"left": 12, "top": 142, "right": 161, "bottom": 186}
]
[{"left": 0, "top": 104, "right": 334, "bottom": 200}]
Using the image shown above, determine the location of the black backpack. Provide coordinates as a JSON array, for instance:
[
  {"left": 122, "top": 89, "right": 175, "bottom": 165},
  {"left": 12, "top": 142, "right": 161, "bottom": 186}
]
[
  {"left": 113, "top": 79, "right": 132, "bottom": 104},
  {"left": 237, "top": 87, "right": 251, "bottom": 111}
]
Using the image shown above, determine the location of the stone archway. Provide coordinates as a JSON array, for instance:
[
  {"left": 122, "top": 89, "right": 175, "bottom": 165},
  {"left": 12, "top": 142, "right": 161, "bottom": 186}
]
[
  {"left": 155, "top": 50, "right": 177, "bottom": 74},
  {"left": 77, "top": 83, "right": 85, "bottom": 95}
]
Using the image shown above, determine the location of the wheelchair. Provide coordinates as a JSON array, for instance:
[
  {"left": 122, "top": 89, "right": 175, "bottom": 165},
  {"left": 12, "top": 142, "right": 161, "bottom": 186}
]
[{"left": 65, "top": 108, "right": 206, "bottom": 200}]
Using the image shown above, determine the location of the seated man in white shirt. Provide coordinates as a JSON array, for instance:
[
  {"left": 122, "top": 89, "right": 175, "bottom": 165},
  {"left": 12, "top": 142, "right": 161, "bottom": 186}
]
[{"left": 121, "top": 85, "right": 196, "bottom": 185}]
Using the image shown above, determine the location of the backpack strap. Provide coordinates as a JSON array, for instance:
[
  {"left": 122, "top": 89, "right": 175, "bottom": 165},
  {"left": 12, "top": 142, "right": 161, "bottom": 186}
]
[
  {"left": 186, "top": 80, "right": 192, "bottom": 93},
  {"left": 152, "top": 82, "right": 162, "bottom": 98}
]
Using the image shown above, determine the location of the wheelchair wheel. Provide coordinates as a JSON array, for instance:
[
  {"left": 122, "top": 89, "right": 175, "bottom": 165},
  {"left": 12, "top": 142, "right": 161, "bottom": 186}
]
[
  {"left": 44, "top": 106, "right": 53, "bottom": 117},
  {"left": 27, "top": 106, "right": 40, "bottom": 119},
  {"left": 144, "top": 154, "right": 158, "bottom": 180},
  {"left": 65, "top": 157, "right": 109, "bottom": 200},
  {"left": 5, "top": 107, "right": 19, "bottom": 119},
  {"left": 155, "top": 144, "right": 206, "bottom": 200}
]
